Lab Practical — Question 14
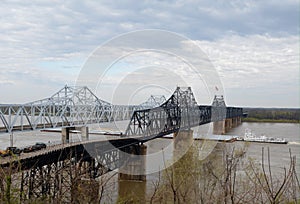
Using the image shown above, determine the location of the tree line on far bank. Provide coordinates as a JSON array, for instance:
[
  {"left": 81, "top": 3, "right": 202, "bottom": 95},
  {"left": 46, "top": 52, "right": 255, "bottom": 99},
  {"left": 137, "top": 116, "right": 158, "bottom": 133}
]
[{"left": 242, "top": 108, "right": 300, "bottom": 123}]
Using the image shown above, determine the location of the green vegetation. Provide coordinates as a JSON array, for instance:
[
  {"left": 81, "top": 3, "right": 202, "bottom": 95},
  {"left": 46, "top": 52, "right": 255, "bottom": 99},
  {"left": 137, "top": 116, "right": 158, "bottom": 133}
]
[{"left": 243, "top": 108, "right": 300, "bottom": 123}]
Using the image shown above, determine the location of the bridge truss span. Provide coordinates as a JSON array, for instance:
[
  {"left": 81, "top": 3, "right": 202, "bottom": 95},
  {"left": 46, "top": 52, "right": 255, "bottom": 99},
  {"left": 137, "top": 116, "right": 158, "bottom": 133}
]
[
  {"left": 125, "top": 87, "right": 243, "bottom": 139},
  {"left": 0, "top": 86, "right": 159, "bottom": 133}
]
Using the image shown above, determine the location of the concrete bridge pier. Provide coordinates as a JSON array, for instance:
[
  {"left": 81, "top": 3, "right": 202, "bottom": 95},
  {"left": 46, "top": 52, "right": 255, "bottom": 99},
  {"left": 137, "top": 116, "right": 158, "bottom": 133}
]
[
  {"left": 118, "top": 144, "right": 147, "bottom": 181},
  {"left": 173, "top": 129, "right": 194, "bottom": 160},
  {"left": 62, "top": 126, "right": 89, "bottom": 144},
  {"left": 213, "top": 120, "right": 226, "bottom": 135},
  {"left": 62, "top": 127, "right": 71, "bottom": 144},
  {"left": 213, "top": 117, "right": 242, "bottom": 135},
  {"left": 225, "top": 118, "right": 233, "bottom": 132},
  {"left": 237, "top": 116, "right": 242, "bottom": 125},
  {"left": 172, "top": 129, "right": 196, "bottom": 197},
  {"left": 81, "top": 126, "right": 89, "bottom": 141},
  {"left": 118, "top": 144, "right": 147, "bottom": 202},
  {"left": 232, "top": 117, "right": 238, "bottom": 128}
]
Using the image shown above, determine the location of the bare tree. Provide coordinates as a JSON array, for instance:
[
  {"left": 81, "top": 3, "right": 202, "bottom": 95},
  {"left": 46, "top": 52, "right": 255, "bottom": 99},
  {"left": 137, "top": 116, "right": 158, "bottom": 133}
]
[
  {"left": 248, "top": 147, "right": 300, "bottom": 204},
  {"left": 149, "top": 144, "right": 300, "bottom": 204}
]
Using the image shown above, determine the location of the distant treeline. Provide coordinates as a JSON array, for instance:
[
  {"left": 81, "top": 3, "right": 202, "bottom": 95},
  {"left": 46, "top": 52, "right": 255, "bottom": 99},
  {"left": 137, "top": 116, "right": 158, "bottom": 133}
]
[{"left": 242, "top": 108, "right": 300, "bottom": 123}]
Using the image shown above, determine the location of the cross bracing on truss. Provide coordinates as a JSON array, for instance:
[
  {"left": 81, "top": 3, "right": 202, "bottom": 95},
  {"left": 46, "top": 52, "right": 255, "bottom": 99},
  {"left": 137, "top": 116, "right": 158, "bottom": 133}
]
[
  {"left": 139, "top": 95, "right": 167, "bottom": 109},
  {"left": 211, "top": 95, "right": 227, "bottom": 122},
  {"left": 0, "top": 86, "right": 161, "bottom": 133},
  {"left": 125, "top": 87, "right": 243, "bottom": 139}
]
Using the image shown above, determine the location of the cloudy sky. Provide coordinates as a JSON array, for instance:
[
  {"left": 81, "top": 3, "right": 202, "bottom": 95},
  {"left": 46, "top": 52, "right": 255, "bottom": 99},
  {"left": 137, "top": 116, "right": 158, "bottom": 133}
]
[{"left": 0, "top": 0, "right": 299, "bottom": 107}]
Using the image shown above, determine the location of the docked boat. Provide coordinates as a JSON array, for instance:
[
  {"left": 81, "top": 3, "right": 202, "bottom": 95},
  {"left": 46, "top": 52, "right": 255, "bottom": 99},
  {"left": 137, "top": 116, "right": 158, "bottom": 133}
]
[{"left": 242, "top": 128, "right": 288, "bottom": 144}]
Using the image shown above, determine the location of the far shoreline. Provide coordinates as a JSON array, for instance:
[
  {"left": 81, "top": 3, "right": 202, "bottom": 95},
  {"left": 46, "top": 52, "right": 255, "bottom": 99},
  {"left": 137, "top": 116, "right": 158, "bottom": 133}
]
[{"left": 242, "top": 118, "right": 300, "bottom": 124}]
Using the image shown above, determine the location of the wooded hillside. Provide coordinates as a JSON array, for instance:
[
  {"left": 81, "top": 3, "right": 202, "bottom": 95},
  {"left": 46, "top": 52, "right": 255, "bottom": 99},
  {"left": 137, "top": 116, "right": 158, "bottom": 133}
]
[{"left": 242, "top": 108, "right": 300, "bottom": 123}]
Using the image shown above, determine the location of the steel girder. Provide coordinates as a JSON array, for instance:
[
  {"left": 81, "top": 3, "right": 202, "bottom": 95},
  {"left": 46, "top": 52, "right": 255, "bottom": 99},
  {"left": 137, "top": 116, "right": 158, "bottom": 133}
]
[{"left": 139, "top": 95, "right": 167, "bottom": 109}]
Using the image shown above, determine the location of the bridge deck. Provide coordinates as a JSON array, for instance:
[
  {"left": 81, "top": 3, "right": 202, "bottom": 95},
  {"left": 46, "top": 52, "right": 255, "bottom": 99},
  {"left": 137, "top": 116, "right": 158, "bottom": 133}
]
[{"left": 0, "top": 136, "right": 142, "bottom": 170}]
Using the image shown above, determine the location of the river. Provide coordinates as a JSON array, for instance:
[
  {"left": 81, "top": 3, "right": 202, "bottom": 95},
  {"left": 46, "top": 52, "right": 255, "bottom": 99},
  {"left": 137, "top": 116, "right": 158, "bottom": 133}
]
[
  {"left": 144, "top": 122, "right": 300, "bottom": 201},
  {"left": 108, "top": 122, "right": 300, "bottom": 202},
  {"left": 0, "top": 122, "right": 299, "bottom": 202}
]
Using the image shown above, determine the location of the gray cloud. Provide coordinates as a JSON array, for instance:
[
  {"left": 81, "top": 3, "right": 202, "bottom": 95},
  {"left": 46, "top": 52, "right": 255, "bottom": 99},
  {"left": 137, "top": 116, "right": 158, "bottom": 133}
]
[
  {"left": 0, "top": 0, "right": 298, "bottom": 107},
  {"left": 197, "top": 35, "right": 299, "bottom": 107}
]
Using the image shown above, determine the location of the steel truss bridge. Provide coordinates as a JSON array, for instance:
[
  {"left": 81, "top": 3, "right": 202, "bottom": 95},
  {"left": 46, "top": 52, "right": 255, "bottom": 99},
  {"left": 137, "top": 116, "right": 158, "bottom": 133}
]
[
  {"left": 0, "top": 86, "right": 165, "bottom": 133},
  {"left": 0, "top": 85, "right": 242, "bottom": 137},
  {"left": 0, "top": 86, "right": 243, "bottom": 201},
  {"left": 125, "top": 87, "right": 243, "bottom": 140},
  {"left": 0, "top": 85, "right": 244, "bottom": 169},
  {"left": 0, "top": 85, "right": 243, "bottom": 169}
]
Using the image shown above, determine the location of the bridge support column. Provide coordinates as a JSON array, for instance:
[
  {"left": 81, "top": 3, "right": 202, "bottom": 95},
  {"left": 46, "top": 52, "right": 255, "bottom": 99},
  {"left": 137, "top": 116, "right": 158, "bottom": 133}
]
[
  {"left": 118, "top": 144, "right": 147, "bottom": 203},
  {"left": 237, "top": 116, "right": 242, "bottom": 125},
  {"left": 225, "top": 118, "right": 232, "bottom": 132},
  {"left": 173, "top": 129, "right": 193, "bottom": 160},
  {"left": 62, "top": 126, "right": 89, "bottom": 143},
  {"left": 232, "top": 117, "right": 242, "bottom": 128},
  {"left": 81, "top": 126, "right": 89, "bottom": 141},
  {"left": 232, "top": 117, "right": 237, "bottom": 128},
  {"left": 62, "top": 127, "right": 70, "bottom": 144},
  {"left": 119, "top": 144, "right": 147, "bottom": 181},
  {"left": 213, "top": 120, "right": 226, "bottom": 135}
]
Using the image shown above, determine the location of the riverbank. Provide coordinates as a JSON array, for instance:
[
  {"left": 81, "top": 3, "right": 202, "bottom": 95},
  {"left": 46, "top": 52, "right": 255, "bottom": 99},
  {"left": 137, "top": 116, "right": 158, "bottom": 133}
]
[
  {"left": 243, "top": 107, "right": 300, "bottom": 124},
  {"left": 242, "top": 117, "right": 300, "bottom": 123}
]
